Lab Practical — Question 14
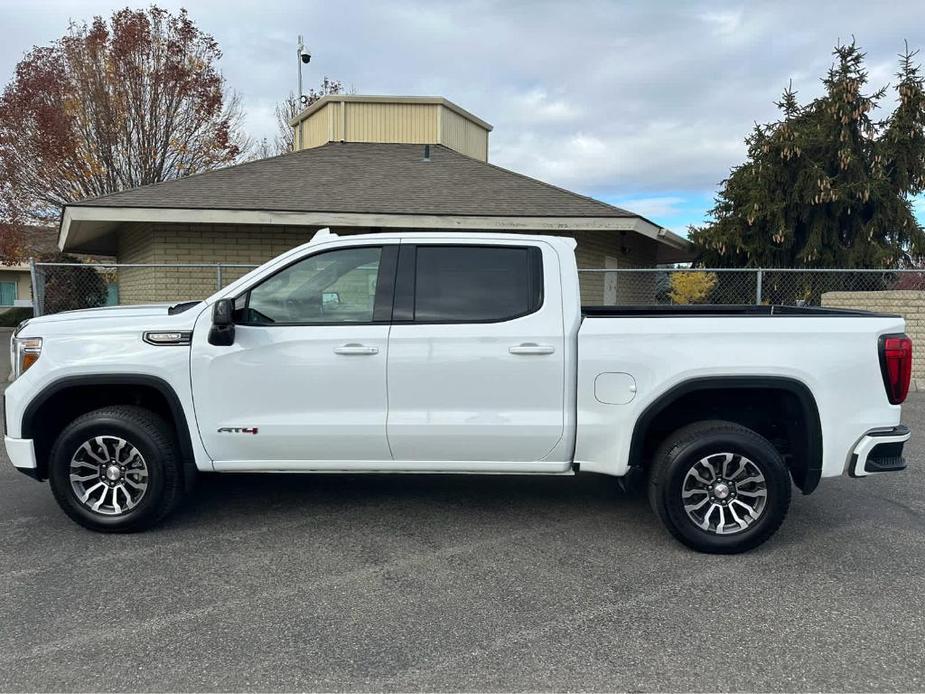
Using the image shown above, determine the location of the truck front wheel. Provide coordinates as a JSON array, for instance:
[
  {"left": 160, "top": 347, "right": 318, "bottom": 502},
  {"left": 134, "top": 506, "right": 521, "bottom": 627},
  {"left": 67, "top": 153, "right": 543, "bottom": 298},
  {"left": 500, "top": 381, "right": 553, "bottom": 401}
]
[
  {"left": 48, "top": 406, "right": 184, "bottom": 532},
  {"left": 647, "top": 420, "right": 792, "bottom": 554}
]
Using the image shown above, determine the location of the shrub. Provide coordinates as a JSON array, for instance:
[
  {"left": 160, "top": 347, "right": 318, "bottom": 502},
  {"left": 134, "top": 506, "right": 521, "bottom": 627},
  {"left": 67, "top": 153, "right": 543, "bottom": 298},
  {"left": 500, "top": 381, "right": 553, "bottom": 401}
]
[
  {"left": 0, "top": 307, "right": 32, "bottom": 327},
  {"left": 668, "top": 272, "right": 718, "bottom": 304}
]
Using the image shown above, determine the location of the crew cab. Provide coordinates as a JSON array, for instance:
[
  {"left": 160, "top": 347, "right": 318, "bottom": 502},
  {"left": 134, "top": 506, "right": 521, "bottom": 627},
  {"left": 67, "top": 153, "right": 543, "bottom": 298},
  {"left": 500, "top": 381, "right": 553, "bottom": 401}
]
[{"left": 3, "top": 230, "right": 913, "bottom": 553}]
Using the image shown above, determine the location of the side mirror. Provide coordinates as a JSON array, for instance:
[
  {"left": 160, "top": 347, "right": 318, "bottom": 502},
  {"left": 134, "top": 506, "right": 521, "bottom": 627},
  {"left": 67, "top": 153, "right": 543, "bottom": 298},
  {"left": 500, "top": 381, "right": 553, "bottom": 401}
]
[{"left": 208, "top": 298, "right": 235, "bottom": 346}]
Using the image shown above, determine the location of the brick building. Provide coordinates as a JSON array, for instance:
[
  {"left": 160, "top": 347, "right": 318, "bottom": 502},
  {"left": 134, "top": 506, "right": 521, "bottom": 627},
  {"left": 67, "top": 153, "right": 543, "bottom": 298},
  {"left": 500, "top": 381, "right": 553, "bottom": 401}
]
[{"left": 58, "top": 95, "right": 691, "bottom": 304}]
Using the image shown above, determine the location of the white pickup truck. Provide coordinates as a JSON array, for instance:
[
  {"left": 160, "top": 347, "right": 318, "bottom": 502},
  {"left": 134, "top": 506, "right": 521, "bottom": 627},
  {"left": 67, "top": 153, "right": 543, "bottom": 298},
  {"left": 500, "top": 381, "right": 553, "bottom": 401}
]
[{"left": 3, "top": 230, "right": 913, "bottom": 553}]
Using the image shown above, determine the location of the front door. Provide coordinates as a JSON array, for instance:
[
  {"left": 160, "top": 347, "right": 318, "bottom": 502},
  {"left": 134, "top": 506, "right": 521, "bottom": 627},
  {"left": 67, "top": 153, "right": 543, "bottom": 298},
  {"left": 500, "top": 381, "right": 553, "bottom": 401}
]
[
  {"left": 386, "top": 241, "right": 566, "bottom": 463},
  {"left": 191, "top": 243, "right": 397, "bottom": 467}
]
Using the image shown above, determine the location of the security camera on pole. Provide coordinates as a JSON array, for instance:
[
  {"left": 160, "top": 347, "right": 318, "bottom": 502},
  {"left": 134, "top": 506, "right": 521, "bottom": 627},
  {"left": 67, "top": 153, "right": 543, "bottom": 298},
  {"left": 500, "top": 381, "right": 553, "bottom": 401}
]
[{"left": 296, "top": 35, "right": 311, "bottom": 149}]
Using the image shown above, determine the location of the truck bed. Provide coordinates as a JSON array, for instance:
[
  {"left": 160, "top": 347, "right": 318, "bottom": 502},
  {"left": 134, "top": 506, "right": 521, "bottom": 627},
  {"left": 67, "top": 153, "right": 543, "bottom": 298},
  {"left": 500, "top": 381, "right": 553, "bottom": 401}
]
[{"left": 581, "top": 304, "right": 900, "bottom": 318}]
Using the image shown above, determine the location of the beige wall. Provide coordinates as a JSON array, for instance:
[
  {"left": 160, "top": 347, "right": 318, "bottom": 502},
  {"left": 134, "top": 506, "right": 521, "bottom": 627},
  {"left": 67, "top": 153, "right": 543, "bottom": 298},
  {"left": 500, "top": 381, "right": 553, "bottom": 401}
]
[
  {"left": 15, "top": 270, "right": 31, "bottom": 302},
  {"left": 822, "top": 290, "right": 925, "bottom": 389},
  {"left": 439, "top": 107, "right": 489, "bottom": 160},
  {"left": 113, "top": 224, "right": 662, "bottom": 306},
  {"left": 344, "top": 101, "right": 439, "bottom": 144},
  {"left": 116, "top": 223, "right": 321, "bottom": 303},
  {"left": 563, "top": 230, "right": 660, "bottom": 305},
  {"left": 0, "top": 269, "right": 33, "bottom": 305},
  {"left": 295, "top": 100, "right": 489, "bottom": 161}
]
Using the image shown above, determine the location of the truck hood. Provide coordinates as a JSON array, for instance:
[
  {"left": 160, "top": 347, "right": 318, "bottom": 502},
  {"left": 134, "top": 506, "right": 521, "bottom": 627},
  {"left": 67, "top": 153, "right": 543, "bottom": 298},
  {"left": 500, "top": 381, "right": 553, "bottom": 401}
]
[{"left": 20, "top": 301, "right": 203, "bottom": 329}]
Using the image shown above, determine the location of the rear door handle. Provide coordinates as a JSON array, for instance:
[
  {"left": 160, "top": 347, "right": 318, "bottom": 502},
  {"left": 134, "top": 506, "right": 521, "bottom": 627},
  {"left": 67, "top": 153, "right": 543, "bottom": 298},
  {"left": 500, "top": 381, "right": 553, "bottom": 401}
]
[
  {"left": 334, "top": 343, "right": 379, "bottom": 355},
  {"left": 509, "top": 343, "right": 555, "bottom": 355}
]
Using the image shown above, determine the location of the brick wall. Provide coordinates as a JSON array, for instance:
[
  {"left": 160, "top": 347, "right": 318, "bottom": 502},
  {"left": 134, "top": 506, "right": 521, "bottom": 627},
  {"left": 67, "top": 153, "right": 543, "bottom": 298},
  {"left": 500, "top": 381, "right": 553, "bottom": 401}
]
[
  {"left": 547, "top": 230, "right": 659, "bottom": 305},
  {"left": 822, "top": 290, "right": 925, "bottom": 389},
  {"left": 116, "top": 223, "right": 322, "bottom": 303},
  {"left": 112, "top": 224, "right": 663, "bottom": 306}
]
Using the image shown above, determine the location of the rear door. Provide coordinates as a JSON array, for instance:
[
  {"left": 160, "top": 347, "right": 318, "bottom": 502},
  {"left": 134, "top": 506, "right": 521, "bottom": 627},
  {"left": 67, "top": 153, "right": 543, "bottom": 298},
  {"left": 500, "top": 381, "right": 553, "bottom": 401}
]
[{"left": 386, "top": 240, "right": 567, "bottom": 463}]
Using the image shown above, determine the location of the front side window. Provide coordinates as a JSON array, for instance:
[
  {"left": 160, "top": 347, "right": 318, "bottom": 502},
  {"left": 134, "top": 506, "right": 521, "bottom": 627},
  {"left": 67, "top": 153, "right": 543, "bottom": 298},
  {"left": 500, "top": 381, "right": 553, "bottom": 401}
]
[
  {"left": 238, "top": 247, "right": 382, "bottom": 324},
  {"left": 413, "top": 246, "right": 543, "bottom": 322}
]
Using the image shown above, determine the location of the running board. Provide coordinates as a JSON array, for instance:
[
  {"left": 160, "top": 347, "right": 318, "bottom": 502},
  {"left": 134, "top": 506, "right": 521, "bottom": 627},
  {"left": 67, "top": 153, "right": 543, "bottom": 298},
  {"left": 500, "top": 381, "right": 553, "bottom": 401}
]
[{"left": 211, "top": 460, "right": 576, "bottom": 475}]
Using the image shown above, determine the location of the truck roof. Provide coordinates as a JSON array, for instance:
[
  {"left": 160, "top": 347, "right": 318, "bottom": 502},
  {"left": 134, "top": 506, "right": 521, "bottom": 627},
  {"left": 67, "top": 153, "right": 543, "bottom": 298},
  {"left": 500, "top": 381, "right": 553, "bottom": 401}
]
[{"left": 307, "top": 227, "right": 578, "bottom": 251}]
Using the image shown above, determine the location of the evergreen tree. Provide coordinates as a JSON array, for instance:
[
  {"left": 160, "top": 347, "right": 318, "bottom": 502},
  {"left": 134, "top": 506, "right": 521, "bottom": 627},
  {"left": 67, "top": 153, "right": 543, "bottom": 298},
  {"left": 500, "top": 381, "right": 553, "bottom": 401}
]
[{"left": 691, "top": 41, "right": 925, "bottom": 269}]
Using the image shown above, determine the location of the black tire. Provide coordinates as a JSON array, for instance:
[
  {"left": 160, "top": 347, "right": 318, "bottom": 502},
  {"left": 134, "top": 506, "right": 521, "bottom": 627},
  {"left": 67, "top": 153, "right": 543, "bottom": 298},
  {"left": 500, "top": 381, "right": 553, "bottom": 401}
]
[
  {"left": 647, "top": 420, "right": 791, "bottom": 554},
  {"left": 48, "top": 405, "right": 184, "bottom": 532}
]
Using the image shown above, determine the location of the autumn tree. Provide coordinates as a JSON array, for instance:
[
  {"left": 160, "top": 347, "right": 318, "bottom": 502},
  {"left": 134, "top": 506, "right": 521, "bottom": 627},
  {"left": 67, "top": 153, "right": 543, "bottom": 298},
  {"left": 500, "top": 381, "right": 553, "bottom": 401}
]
[
  {"left": 273, "top": 76, "right": 345, "bottom": 154},
  {"left": 691, "top": 41, "right": 925, "bottom": 269},
  {"left": 0, "top": 6, "right": 248, "bottom": 260}
]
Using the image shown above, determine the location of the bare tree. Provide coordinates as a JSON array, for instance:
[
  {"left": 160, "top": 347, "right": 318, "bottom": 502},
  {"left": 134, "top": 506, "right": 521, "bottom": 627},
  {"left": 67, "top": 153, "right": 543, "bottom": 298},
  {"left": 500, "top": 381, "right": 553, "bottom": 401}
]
[{"left": 274, "top": 76, "right": 345, "bottom": 154}]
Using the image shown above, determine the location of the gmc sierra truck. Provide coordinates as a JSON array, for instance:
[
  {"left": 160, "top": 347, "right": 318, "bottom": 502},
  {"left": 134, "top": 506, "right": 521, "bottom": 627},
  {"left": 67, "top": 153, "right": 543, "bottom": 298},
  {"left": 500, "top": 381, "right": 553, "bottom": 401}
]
[{"left": 3, "top": 230, "right": 913, "bottom": 553}]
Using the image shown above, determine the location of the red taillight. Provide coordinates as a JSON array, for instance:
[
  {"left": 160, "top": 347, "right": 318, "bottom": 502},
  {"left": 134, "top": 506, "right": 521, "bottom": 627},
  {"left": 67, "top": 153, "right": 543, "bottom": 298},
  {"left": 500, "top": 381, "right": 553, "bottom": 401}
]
[{"left": 879, "top": 334, "right": 913, "bottom": 404}]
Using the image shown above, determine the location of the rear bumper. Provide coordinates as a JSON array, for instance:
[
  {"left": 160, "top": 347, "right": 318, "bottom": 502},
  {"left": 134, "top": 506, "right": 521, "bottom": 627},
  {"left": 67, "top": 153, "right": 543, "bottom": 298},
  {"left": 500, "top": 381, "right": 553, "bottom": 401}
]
[
  {"left": 4, "top": 435, "right": 40, "bottom": 480},
  {"left": 849, "top": 425, "right": 911, "bottom": 477}
]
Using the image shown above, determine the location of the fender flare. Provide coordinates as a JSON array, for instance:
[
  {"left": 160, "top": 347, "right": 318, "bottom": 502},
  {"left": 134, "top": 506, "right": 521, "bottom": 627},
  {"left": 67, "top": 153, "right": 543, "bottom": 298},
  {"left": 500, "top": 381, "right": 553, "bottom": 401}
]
[
  {"left": 628, "top": 376, "right": 823, "bottom": 494},
  {"left": 22, "top": 374, "right": 197, "bottom": 485}
]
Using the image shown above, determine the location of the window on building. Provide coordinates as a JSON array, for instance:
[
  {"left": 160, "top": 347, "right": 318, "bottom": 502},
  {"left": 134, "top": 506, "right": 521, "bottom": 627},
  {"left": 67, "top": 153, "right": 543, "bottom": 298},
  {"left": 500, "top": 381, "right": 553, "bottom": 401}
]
[
  {"left": 413, "top": 246, "right": 543, "bottom": 322},
  {"left": 0, "top": 281, "right": 17, "bottom": 307}
]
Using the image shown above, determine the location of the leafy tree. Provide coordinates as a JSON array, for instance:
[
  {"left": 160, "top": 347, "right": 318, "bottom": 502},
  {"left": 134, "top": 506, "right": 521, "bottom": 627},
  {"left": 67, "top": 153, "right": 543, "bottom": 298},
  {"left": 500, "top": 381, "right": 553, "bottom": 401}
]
[
  {"left": 0, "top": 6, "right": 248, "bottom": 259},
  {"left": 691, "top": 41, "right": 925, "bottom": 269},
  {"left": 273, "top": 77, "right": 346, "bottom": 154}
]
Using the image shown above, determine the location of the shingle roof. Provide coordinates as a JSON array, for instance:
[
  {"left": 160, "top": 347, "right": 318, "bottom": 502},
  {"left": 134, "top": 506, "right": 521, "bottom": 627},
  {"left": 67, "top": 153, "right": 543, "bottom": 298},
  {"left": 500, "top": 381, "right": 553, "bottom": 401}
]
[{"left": 70, "top": 142, "right": 637, "bottom": 219}]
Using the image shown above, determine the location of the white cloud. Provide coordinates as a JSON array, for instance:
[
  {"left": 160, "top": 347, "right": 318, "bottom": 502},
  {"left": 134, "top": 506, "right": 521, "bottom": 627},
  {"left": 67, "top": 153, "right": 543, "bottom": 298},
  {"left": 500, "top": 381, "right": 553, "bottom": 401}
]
[
  {"left": 2, "top": 0, "right": 924, "bottom": 208},
  {"left": 609, "top": 196, "right": 687, "bottom": 219},
  {"left": 699, "top": 9, "right": 744, "bottom": 36},
  {"left": 508, "top": 88, "right": 582, "bottom": 124}
]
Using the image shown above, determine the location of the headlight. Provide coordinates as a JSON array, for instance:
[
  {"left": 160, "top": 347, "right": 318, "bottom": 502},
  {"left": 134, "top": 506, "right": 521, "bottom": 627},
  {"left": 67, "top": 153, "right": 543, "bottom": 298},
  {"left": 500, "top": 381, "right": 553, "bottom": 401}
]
[{"left": 11, "top": 336, "right": 42, "bottom": 380}]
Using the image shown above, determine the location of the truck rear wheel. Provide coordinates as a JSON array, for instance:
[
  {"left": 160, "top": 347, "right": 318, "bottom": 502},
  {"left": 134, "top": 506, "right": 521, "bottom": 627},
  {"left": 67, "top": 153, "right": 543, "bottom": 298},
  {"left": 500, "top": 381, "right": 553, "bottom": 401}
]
[
  {"left": 647, "top": 420, "right": 791, "bottom": 554},
  {"left": 48, "top": 406, "right": 184, "bottom": 532}
]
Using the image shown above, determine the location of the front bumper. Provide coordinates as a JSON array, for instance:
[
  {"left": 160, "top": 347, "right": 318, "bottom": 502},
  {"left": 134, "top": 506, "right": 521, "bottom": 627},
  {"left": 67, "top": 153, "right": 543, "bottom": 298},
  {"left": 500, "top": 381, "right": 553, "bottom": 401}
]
[
  {"left": 849, "top": 425, "right": 911, "bottom": 478},
  {"left": 4, "top": 435, "right": 40, "bottom": 480}
]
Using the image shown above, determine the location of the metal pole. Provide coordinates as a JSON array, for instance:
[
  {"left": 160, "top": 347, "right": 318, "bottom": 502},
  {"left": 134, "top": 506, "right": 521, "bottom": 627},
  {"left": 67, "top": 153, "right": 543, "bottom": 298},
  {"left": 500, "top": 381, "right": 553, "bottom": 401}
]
[
  {"left": 216, "top": 265, "right": 223, "bottom": 291},
  {"left": 756, "top": 269, "right": 763, "bottom": 305},
  {"left": 297, "top": 35, "right": 304, "bottom": 104},
  {"left": 296, "top": 35, "right": 304, "bottom": 151},
  {"left": 29, "top": 257, "right": 41, "bottom": 317}
]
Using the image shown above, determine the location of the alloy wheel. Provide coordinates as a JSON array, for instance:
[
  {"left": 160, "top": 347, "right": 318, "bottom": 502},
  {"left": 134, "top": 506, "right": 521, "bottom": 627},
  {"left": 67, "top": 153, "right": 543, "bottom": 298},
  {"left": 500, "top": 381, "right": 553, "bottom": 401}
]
[
  {"left": 681, "top": 452, "right": 768, "bottom": 535},
  {"left": 68, "top": 436, "right": 149, "bottom": 516}
]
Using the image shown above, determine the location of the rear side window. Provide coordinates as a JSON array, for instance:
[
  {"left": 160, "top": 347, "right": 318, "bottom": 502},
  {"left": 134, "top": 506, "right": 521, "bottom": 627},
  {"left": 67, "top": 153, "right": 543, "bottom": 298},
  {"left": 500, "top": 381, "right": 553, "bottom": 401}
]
[{"left": 413, "top": 245, "right": 543, "bottom": 322}]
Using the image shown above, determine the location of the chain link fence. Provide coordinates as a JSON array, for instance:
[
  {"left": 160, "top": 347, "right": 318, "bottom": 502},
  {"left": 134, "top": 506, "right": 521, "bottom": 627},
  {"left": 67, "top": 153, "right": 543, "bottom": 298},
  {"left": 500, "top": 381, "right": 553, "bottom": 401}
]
[
  {"left": 579, "top": 268, "right": 925, "bottom": 306},
  {"left": 24, "top": 261, "right": 925, "bottom": 316},
  {"left": 31, "top": 262, "right": 258, "bottom": 316}
]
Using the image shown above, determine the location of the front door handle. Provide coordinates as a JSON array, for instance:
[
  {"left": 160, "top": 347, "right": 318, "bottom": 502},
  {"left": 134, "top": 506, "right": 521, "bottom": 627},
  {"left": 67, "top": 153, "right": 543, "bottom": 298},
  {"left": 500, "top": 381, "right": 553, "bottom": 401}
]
[
  {"left": 509, "top": 343, "right": 555, "bottom": 355},
  {"left": 334, "top": 343, "right": 379, "bottom": 355}
]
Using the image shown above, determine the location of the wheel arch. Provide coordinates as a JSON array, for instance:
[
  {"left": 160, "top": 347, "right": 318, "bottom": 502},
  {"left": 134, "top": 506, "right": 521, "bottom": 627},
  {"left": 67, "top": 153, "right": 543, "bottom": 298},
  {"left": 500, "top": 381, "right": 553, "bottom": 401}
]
[
  {"left": 21, "top": 374, "right": 196, "bottom": 487},
  {"left": 629, "top": 376, "right": 823, "bottom": 494}
]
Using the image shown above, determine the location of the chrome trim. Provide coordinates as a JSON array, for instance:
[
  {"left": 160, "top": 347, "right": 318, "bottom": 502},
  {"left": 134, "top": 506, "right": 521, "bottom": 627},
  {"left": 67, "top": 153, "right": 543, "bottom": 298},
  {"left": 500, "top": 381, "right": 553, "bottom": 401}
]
[
  {"left": 848, "top": 426, "right": 912, "bottom": 477},
  {"left": 142, "top": 331, "right": 192, "bottom": 346}
]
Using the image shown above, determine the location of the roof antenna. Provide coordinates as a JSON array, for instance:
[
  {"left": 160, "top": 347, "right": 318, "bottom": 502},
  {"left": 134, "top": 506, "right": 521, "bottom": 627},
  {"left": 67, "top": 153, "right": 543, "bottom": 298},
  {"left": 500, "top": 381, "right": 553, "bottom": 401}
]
[{"left": 422, "top": 144, "right": 431, "bottom": 161}]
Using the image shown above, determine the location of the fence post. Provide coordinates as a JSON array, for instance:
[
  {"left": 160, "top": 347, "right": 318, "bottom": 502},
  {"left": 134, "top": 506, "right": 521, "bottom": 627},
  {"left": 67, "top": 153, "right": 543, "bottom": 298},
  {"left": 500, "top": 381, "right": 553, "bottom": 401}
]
[
  {"left": 755, "top": 269, "right": 763, "bottom": 305},
  {"left": 29, "top": 258, "right": 42, "bottom": 317},
  {"left": 216, "top": 265, "right": 223, "bottom": 291}
]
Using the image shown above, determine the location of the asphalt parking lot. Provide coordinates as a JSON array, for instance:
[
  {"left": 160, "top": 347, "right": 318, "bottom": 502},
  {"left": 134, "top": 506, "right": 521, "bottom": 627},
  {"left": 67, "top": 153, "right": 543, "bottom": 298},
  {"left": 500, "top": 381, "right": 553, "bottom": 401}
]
[{"left": 1, "top": 391, "right": 924, "bottom": 692}]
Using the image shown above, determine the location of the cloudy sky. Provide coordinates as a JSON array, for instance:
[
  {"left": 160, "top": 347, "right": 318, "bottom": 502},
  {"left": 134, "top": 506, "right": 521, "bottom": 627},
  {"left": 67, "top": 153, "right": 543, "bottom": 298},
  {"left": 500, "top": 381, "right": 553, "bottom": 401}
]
[{"left": 2, "top": 0, "right": 925, "bottom": 233}]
